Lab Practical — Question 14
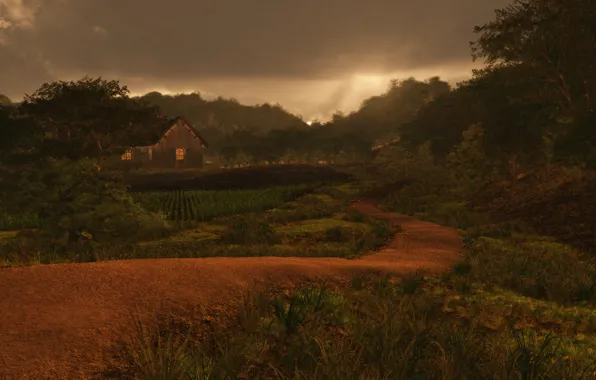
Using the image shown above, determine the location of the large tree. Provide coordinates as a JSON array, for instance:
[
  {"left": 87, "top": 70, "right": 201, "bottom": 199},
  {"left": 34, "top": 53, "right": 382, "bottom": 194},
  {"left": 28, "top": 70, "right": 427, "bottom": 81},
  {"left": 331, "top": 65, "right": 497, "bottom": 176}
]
[
  {"left": 471, "top": 0, "right": 596, "bottom": 167},
  {"left": 471, "top": 0, "right": 596, "bottom": 113},
  {"left": 20, "top": 77, "right": 164, "bottom": 161}
]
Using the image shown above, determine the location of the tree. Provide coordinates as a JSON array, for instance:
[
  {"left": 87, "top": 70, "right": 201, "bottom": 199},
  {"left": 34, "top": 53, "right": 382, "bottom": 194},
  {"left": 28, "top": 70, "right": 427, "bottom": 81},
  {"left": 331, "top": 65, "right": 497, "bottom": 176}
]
[
  {"left": 446, "top": 124, "right": 496, "bottom": 192},
  {"left": 466, "top": 66, "right": 548, "bottom": 187},
  {"left": 20, "top": 77, "right": 164, "bottom": 162},
  {"left": 0, "top": 94, "right": 12, "bottom": 105},
  {"left": 471, "top": 0, "right": 596, "bottom": 169},
  {"left": 2, "top": 78, "right": 172, "bottom": 247},
  {"left": 0, "top": 105, "right": 43, "bottom": 164},
  {"left": 471, "top": 0, "right": 596, "bottom": 114},
  {"left": 330, "top": 77, "right": 452, "bottom": 144},
  {"left": 399, "top": 84, "right": 482, "bottom": 158},
  {"left": 2, "top": 159, "right": 171, "bottom": 247}
]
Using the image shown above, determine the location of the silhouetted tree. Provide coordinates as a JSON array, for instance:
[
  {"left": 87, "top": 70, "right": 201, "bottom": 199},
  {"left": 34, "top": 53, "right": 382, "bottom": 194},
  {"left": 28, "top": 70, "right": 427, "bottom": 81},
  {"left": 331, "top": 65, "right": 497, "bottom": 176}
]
[{"left": 20, "top": 77, "right": 164, "bottom": 162}]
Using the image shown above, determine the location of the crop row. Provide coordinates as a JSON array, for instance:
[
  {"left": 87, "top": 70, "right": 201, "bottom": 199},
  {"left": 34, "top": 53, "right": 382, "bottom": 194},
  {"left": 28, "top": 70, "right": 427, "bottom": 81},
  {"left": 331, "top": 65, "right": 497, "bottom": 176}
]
[{"left": 133, "top": 184, "right": 315, "bottom": 222}]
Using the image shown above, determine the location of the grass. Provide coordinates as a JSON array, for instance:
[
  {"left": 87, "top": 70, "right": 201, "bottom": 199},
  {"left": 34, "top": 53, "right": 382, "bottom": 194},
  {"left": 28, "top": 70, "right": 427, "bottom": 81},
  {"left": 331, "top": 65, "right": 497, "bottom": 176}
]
[
  {"left": 0, "top": 213, "right": 38, "bottom": 230},
  {"left": 0, "top": 182, "right": 398, "bottom": 265},
  {"left": 101, "top": 216, "right": 596, "bottom": 378},
  {"left": 7, "top": 163, "right": 596, "bottom": 377},
  {"left": 97, "top": 176, "right": 596, "bottom": 379},
  {"left": 103, "top": 274, "right": 596, "bottom": 379},
  {"left": 132, "top": 184, "right": 318, "bottom": 223},
  {"left": 127, "top": 185, "right": 396, "bottom": 260},
  {"left": 0, "top": 183, "right": 322, "bottom": 231}
]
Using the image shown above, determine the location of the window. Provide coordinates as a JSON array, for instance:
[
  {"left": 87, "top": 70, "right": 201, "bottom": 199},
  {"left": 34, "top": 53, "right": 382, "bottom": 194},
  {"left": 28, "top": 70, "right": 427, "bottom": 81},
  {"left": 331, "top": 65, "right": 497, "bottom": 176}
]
[
  {"left": 176, "top": 148, "right": 185, "bottom": 161},
  {"left": 121, "top": 149, "right": 132, "bottom": 161},
  {"left": 148, "top": 147, "right": 153, "bottom": 161}
]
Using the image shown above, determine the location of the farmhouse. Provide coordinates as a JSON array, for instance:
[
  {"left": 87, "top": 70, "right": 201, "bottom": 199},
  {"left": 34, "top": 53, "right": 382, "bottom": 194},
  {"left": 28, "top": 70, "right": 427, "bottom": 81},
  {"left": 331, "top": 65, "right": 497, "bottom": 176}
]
[{"left": 108, "top": 117, "right": 208, "bottom": 170}]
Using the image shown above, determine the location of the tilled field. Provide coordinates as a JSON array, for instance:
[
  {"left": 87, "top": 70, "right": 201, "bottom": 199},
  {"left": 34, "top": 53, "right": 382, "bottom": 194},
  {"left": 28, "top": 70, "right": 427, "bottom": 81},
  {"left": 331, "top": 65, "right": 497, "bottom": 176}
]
[{"left": 126, "top": 164, "right": 354, "bottom": 192}]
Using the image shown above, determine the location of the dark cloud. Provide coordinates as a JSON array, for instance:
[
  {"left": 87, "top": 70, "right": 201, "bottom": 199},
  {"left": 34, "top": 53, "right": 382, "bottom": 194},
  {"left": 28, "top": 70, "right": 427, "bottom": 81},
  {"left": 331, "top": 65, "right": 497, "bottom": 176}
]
[{"left": 0, "top": 0, "right": 512, "bottom": 117}]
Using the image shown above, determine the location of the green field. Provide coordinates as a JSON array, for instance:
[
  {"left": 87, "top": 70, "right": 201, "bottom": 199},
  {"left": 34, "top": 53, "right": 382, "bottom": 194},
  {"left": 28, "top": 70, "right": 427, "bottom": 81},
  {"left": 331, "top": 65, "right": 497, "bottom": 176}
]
[
  {"left": 132, "top": 184, "right": 317, "bottom": 222},
  {"left": 0, "top": 214, "right": 39, "bottom": 231},
  {"left": 0, "top": 182, "right": 396, "bottom": 265}
]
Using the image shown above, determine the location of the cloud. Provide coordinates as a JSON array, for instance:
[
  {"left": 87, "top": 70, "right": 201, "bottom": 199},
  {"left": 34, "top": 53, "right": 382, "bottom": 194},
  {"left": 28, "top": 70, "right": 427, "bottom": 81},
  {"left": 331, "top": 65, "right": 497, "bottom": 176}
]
[
  {"left": 0, "top": 0, "right": 42, "bottom": 28},
  {"left": 92, "top": 25, "right": 107, "bottom": 36},
  {"left": 0, "top": 0, "right": 514, "bottom": 118},
  {"left": 0, "top": 18, "right": 11, "bottom": 29}
]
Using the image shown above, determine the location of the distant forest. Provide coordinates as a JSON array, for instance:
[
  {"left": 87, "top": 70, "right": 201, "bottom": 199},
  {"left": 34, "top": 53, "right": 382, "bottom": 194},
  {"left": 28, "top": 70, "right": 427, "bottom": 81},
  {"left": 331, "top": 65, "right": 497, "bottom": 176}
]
[{"left": 132, "top": 78, "right": 449, "bottom": 166}]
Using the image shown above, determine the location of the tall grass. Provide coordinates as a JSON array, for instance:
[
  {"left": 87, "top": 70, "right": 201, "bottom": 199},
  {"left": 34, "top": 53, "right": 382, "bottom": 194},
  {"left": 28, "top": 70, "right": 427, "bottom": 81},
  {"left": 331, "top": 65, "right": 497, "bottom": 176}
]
[{"left": 106, "top": 276, "right": 596, "bottom": 379}]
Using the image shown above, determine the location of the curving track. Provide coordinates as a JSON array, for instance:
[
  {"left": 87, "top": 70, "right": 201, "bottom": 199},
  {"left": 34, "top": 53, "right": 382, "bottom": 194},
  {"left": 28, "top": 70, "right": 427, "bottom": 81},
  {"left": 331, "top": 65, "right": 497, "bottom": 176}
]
[{"left": 0, "top": 200, "right": 462, "bottom": 379}]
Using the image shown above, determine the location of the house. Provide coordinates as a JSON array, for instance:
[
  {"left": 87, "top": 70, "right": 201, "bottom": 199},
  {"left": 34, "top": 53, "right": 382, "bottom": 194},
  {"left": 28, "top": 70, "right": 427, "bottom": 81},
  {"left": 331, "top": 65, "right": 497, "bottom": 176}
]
[{"left": 107, "top": 117, "right": 208, "bottom": 170}]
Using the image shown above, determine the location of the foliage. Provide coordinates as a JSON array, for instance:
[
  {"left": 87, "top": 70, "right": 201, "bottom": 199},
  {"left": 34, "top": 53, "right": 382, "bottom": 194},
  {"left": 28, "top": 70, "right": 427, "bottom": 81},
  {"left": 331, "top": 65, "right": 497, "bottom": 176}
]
[
  {"left": 19, "top": 76, "right": 164, "bottom": 161},
  {"left": 464, "top": 235, "right": 596, "bottom": 304},
  {"left": 0, "top": 105, "right": 44, "bottom": 165},
  {"left": 1, "top": 159, "right": 170, "bottom": 247},
  {"left": 446, "top": 124, "right": 497, "bottom": 192},
  {"left": 471, "top": 0, "right": 596, "bottom": 167},
  {"left": 0, "top": 94, "right": 12, "bottom": 105},
  {"left": 0, "top": 183, "right": 396, "bottom": 265},
  {"left": 139, "top": 77, "right": 452, "bottom": 167},
  {"left": 133, "top": 185, "right": 315, "bottom": 223},
  {"left": 471, "top": 0, "right": 596, "bottom": 114},
  {"left": 109, "top": 275, "right": 596, "bottom": 380}
]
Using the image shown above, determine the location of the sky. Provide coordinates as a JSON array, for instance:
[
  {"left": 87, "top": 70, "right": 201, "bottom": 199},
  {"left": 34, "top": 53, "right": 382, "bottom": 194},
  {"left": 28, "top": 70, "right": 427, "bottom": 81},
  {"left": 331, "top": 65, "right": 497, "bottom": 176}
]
[{"left": 0, "top": 0, "right": 512, "bottom": 121}]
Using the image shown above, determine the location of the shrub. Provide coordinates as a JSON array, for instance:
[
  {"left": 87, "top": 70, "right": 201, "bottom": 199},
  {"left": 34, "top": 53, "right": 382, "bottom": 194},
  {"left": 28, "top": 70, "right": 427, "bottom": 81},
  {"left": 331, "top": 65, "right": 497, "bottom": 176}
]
[
  {"left": 465, "top": 236, "right": 596, "bottom": 304},
  {"left": 4, "top": 159, "right": 172, "bottom": 246},
  {"left": 221, "top": 217, "right": 280, "bottom": 245}
]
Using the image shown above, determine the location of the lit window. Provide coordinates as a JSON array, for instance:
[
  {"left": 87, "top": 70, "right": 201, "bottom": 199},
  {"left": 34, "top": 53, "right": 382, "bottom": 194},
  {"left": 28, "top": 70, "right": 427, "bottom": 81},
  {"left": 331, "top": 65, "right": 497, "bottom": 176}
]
[
  {"left": 176, "top": 148, "right": 185, "bottom": 161},
  {"left": 148, "top": 147, "right": 153, "bottom": 161},
  {"left": 121, "top": 149, "right": 132, "bottom": 160}
]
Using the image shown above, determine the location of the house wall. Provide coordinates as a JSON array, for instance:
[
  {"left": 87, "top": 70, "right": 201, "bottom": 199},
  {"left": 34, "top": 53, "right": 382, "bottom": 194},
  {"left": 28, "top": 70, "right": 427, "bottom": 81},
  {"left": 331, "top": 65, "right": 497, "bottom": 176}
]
[
  {"left": 101, "top": 121, "right": 206, "bottom": 171},
  {"left": 152, "top": 122, "right": 205, "bottom": 168}
]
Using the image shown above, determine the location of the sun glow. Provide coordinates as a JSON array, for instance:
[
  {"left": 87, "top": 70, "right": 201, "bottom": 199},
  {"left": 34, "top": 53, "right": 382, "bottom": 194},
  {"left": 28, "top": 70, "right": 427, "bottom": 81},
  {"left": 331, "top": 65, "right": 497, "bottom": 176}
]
[{"left": 352, "top": 74, "right": 390, "bottom": 91}]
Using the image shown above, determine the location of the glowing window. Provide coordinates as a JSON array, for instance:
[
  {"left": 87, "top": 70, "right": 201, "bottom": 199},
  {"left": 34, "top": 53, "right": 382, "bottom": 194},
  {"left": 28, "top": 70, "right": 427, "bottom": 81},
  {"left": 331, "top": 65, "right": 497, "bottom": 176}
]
[
  {"left": 176, "top": 148, "right": 185, "bottom": 161},
  {"left": 121, "top": 149, "right": 132, "bottom": 160},
  {"left": 148, "top": 147, "right": 153, "bottom": 161}
]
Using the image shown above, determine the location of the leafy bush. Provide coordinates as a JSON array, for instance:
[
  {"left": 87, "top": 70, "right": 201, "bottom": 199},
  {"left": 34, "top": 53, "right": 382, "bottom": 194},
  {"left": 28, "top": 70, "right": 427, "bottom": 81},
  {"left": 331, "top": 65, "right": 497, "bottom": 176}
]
[
  {"left": 221, "top": 217, "right": 280, "bottom": 245},
  {"left": 1, "top": 158, "right": 172, "bottom": 247},
  {"left": 464, "top": 235, "right": 596, "bottom": 304}
]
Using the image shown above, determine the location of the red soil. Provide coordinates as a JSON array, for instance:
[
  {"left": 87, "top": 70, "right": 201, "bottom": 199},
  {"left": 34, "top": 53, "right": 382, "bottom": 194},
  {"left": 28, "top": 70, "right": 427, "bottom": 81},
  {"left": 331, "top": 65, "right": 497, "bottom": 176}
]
[{"left": 0, "top": 200, "right": 462, "bottom": 379}]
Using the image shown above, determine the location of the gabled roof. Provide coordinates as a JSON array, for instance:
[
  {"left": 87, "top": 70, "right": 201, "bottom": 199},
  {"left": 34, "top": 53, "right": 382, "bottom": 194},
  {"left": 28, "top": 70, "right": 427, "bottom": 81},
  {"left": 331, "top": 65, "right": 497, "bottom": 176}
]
[
  {"left": 174, "top": 116, "right": 209, "bottom": 148},
  {"left": 138, "top": 116, "right": 208, "bottom": 148}
]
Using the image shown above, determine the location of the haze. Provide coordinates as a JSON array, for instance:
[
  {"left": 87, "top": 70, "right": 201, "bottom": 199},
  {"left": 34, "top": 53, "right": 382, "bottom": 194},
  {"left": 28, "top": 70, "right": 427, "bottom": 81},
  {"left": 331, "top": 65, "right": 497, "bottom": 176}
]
[{"left": 0, "top": 0, "right": 512, "bottom": 121}]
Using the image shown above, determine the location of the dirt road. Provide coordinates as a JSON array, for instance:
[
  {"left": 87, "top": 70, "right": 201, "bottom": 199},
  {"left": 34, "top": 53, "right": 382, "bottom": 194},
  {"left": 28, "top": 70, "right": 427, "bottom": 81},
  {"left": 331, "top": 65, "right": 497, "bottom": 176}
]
[{"left": 0, "top": 200, "right": 462, "bottom": 379}]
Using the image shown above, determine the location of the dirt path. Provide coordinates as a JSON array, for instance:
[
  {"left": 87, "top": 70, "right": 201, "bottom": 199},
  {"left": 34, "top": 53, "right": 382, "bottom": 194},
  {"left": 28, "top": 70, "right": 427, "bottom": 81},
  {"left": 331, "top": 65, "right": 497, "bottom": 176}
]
[{"left": 0, "top": 200, "right": 462, "bottom": 379}]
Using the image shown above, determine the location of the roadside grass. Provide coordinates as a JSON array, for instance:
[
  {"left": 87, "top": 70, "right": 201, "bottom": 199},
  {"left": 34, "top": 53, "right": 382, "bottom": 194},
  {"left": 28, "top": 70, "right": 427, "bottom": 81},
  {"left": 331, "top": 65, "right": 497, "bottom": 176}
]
[
  {"left": 104, "top": 273, "right": 596, "bottom": 380},
  {"left": 379, "top": 179, "right": 596, "bottom": 306},
  {"left": 0, "top": 182, "right": 397, "bottom": 265},
  {"left": 99, "top": 178, "right": 596, "bottom": 379}
]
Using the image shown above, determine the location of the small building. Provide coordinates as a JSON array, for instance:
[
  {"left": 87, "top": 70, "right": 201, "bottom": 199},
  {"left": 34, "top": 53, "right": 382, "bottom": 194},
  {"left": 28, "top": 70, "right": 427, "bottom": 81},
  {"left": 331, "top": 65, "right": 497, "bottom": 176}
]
[{"left": 105, "top": 117, "right": 208, "bottom": 170}]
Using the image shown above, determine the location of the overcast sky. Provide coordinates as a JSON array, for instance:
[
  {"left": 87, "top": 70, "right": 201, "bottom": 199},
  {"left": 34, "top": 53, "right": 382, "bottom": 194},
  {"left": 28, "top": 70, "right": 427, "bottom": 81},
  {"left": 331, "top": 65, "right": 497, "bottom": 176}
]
[{"left": 0, "top": 0, "right": 512, "bottom": 121}]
